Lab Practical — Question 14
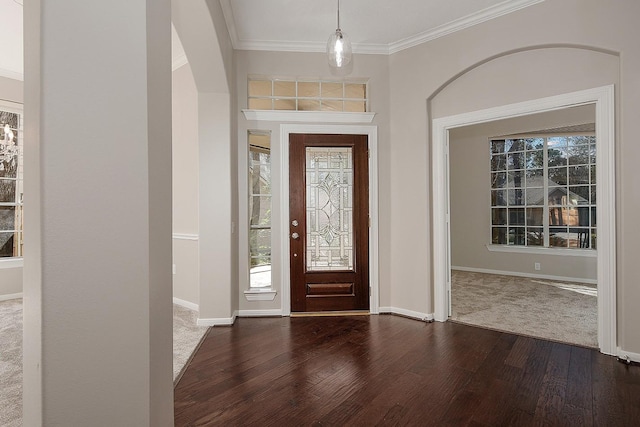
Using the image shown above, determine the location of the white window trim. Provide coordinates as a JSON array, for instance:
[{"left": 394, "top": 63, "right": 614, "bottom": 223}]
[
  {"left": 242, "top": 110, "right": 375, "bottom": 124},
  {"left": 0, "top": 257, "right": 23, "bottom": 268},
  {"left": 432, "top": 85, "right": 616, "bottom": 356},
  {"left": 486, "top": 244, "right": 597, "bottom": 257}
]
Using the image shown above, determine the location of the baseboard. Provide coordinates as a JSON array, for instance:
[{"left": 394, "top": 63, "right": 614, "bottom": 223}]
[
  {"left": 451, "top": 266, "right": 598, "bottom": 285},
  {"left": 237, "top": 309, "right": 283, "bottom": 317},
  {"left": 197, "top": 310, "right": 238, "bottom": 326},
  {"left": 172, "top": 297, "right": 199, "bottom": 311},
  {"left": 617, "top": 348, "right": 640, "bottom": 364},
  {"left": 379, "top": 306, "right": 434, "bottom": 322},
  {"left": 0, "top": 292, "right": 22, "bottom": 302}
]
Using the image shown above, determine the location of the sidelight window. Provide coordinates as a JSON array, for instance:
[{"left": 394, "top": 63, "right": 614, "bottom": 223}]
[
  {"left": 0, "top": 104, "right": 23, "bottom": 259},
  {"left": 490, "top": 135, "right": 596, "bottom": 249}
]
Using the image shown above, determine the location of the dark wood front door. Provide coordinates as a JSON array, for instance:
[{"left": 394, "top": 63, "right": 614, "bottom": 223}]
[{"left": 289, "top": 134, "right": 369, "bottom": 312}]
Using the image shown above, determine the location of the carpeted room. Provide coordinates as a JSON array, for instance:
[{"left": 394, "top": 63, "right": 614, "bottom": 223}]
[{"left": 448, "top": 106, "right": 598, "bottom": 348}]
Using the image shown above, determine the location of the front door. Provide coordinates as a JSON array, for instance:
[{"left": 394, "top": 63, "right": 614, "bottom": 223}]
[{"left": 289, "top": 134, "right": 369, "bottom": 312}]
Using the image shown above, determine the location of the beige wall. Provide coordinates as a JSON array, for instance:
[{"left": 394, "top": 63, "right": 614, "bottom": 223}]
[
  {"left": 389, "top": 0, "right": 640, "bottom": 353},
  {"left": 172, "top": 63, "right": 200, "bottom": 306},
  {"left": 450, "top": 105, "right": 597, "bottom": 281},
  {"left": 235, "top": 50, "right": 392, "bottom": 311},
  {"left": 0, "top": 76, "right": 23, "bottom": 298}
]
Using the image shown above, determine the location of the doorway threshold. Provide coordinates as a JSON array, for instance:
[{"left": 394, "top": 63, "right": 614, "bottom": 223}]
[{"left": 290, "top": 311, "right": 370, "bottom": 318}]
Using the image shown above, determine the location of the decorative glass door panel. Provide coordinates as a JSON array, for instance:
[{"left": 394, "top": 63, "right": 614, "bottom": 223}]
[
  {"left": 305, "top": 147, "right": 354, "bottom": 271},
  {"left": 289, "top": 134, "right": 369, "bottom": 313}
]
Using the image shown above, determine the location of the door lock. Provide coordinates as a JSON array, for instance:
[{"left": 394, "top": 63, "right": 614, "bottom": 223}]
[
  {"left": 291, "top": 232, "right": 300, "bottom": 240},
  {"left": 291, "top": 219, "right": 299, "bottom": 227}
]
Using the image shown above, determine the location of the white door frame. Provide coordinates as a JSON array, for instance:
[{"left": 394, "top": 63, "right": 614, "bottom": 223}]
[
  {"left": 431, "top": 85, "right": 617, "bottom": 355},
  {"left": 280, "top": 124, "right": 379, "bottom": 316}
]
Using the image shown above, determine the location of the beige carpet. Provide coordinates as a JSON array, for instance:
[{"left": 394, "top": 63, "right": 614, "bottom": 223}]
[
  {"left": 451, "top": 270, "right": 597, "bottom": 348},
  {"left": 0, "top": 299, "right": 208, "bottom": 427}
]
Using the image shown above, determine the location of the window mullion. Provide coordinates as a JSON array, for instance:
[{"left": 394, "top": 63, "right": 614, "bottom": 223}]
[{"left": 543, "top": 137, "right": 550, "bottom": 247}]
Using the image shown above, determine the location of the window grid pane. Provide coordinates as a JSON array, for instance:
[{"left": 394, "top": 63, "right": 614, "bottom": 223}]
[
  {"left": 248, "top": 78, "right": 368, "bottom": 112},
  {"left": 490, "top": 136, "right": 595, "bottom": 250}
]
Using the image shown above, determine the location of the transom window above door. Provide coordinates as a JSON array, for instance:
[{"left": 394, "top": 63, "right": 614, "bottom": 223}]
[
  {"left": 247, "top": 77, "right": 368, "bottom": 112},
  {"left": 490, "top": 135, "right": 596, "bottom": 250}
]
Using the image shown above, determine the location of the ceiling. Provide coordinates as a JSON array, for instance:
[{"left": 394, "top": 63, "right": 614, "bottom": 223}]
[{"left": 0, "top": 0, "right": 544, "bottom": 80}]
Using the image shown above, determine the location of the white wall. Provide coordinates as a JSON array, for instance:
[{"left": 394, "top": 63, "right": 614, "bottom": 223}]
[
  {"left": 172, "top": 63, "right": 200, "bottom": 307},
  {"left": 0, "top": 76, "right": 23, "bottom": 299},
  {"left": 449, "top": 105, "right": 597, "bottom": 281},
  {"left": 389, "top": 0, "right": 639, "bottom": 354},
  {"left": 234, "top": 50, "right": 391, "bottom": 313}
]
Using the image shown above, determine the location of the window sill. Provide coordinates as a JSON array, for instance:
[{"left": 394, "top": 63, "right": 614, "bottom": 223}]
[
  {"left": 242, "top": 109, "right": 376, "bottom": 123},
  {"left": 0, "top": 258, "right": 23, "bottom": 269},
  {"left": 244, "top": 288, "right": 277, "bottom": 301},
  {"left": 486, "top": 244, "right": 597, "bottom": 257}
]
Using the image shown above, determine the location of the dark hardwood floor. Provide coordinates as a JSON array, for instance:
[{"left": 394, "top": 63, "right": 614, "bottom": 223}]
[{"left": 174, "top": 315, "right": 640, "bottom": 426}]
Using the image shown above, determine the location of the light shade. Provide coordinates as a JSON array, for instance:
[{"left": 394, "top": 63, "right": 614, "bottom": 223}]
[{"left": 327, "top": 29, "right": 352, "bottom": 68}]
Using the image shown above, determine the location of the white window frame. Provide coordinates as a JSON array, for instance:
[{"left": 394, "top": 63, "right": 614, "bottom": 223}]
[{"left": 488, "top": 134, "right": 597, "bottom": 253}]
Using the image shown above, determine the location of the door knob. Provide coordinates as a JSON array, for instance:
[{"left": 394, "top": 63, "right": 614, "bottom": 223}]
[
  {"left": 291, "top": 232, "right": 300, "bottom": 240},
  {"left": 292, "top": 219, "right": 299, "bottom": 227}
]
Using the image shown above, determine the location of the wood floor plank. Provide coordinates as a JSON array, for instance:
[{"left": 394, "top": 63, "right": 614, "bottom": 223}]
[{"left": 174, "top": 316, "right": 640, "bottom": 426}]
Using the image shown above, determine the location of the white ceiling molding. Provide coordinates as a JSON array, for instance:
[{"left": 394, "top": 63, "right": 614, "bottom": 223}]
[
  {"left": 220, "top": 0, "right": 544, "bottom": 55},
  {"left": 388, "top": 0, "right": 545, "bottom": 54}
]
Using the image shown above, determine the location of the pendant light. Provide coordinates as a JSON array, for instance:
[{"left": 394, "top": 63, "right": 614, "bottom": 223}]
[{"left": 327, "top": 0, "right": 352, "bottom": 68}]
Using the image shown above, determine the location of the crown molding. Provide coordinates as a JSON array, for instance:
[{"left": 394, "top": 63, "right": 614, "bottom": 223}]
[
  {"left": 388, "top": 0, "right": 545, "bottom": 54},
  {"left": 221, "top": 0, "right": 544, "bottom": 56}
]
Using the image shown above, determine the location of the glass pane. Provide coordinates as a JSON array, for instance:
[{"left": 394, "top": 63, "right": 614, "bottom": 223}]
[
  {"left": 548, "top": 136, "right": 567, "bottom": 148},
  {"left": 577, "top": 207, "right": 590, "bottom": 226},
  {"left": 525, "top": 151, "right": 543, "bottom": 169},
  {"left": 548, "top": 187, "right": 566, "bottom": 206},
  {"left": 274, "top": 99, "right": 296, "bottom": 110},
  {"left": 0, "top": 206, "right": 15, "bottom": 230},
  {"left": 591, "top": 207, "right": 597, "bottom": 226},
  {"left": 248, "top": 98, "right": 272, "bottom": 110},
  {"left": 568, "top": 136, "right": 591, "bottom": 146},
  {"left": 508, "top": 189, "right": 525, "bottom": 206},
  {"left": 549, "top": 207, "right": 578, "bottom": 226},
  {"left": 568, "top": 228, "right": 590, "bottom": 248},
  {"left": 527, "top": 228, "right": 544, "bottom": 246},
  {"left": 491, "top": 172, "right": 506, "bottom": 189},
  {"left": 306, "top": 147, "right": 354, "bottom": 271},
  {"left": 345, "top": 83, "right": 366, "bottom": 99},
  {"left": 548, "top": 147, "right": 568, "bottom": 166},
  {"left": 591, "top": 229, "right": 597, "bottom": 249},
  {"left": 569, "top": 165, "right": 590, "bottom": 185},
  {"left": 0, "top": 231, "right": 16, "bottom": 257},
  {"left": 507, "top": 153, "right": 524, "bottom": 169},
  {"left": 491, "top": 190, "right": 506, "bottom": 206},
  {"left": 507, "top": 170, "right": 524, "bottom": 188},
  {"left": 321, "top": 82, "right": 343, "bottom": 98},
  {"left": 273, "top": 81, "right": 296, "bottom": 97},
  {"left": 492, "top": 227, "right": 507, "bottom": 245},
  {"left": 491, "top": 154, "right": 506, "bottom": 171},
  {"left": 568, "top": 186, "right": 589, "bottom": 205},
  {"left": 505, "top": 139, "right": 524, "bottom": 152},
  {"left": 591, "top": 185, "right": 596, "bottom": 204},
  {"left": 509, "top": 208, "right": 525, "bottom": 226},
  {"left": 321, "top": 100, "right": 343, "bottom": 112},
  {"left": 525, "top": 168, "right": 543, "bottom": 186},
  {"left": 490, "top": 140, "right": 506, "bottom": 154},
  {"left": 548, "top": 167, "right": 567, "bottom": 186},
  {"left": 491, "top": 208, "right": 507, "bottom": 225},
  {"left": 589, "top": 144, "right": 596, "bottom": 164},
  {"left": 298, "top": 81, "right": 320, "bottom": 98},
  {"left": 248, "top": 80, "right": 272, "bottom": 97},
  {"left": 526, "top": 208, "right": 543, "bottom": 226},
  {"left": 549, "top": 227, "right": 568, "bottom": 247},
  {"left": 508, "top": 227, "right": 525, "bottom": 245},
  {"left": 298, "top": 99, "right": 321, "bottom": 111},
  {"left": 525, "top": 138, "right": 544, "bottom": 150},
  {"left": 0, "top": 179, "right": 16, "bottom": 203},
  {"left": 249, "top": 196, "right": 271, "bottom": 226},
  {"left": 525, "top": 188, "right": 544, "bottom": 205},
  {"left": 344, "top": 101, "right": 366, "bottom": 112},
  {"left": 568, "top": 145, "right": 590, "bottom": 165}
]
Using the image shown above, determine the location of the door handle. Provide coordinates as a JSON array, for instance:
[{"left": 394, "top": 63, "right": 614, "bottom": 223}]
[
  {"left": 291, "top": 232, "right": 300, "bottom": 240},
  {"left": 291, "top": 219, "right": 299, "bottom": 227}
]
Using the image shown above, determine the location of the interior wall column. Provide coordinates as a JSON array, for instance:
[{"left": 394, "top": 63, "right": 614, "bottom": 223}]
[
  {"left": 23, "top": 0, "right": 174, "bottom": 424},
  {"left": 198, "top": 92, "right": 234, "bottom": 322}
]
